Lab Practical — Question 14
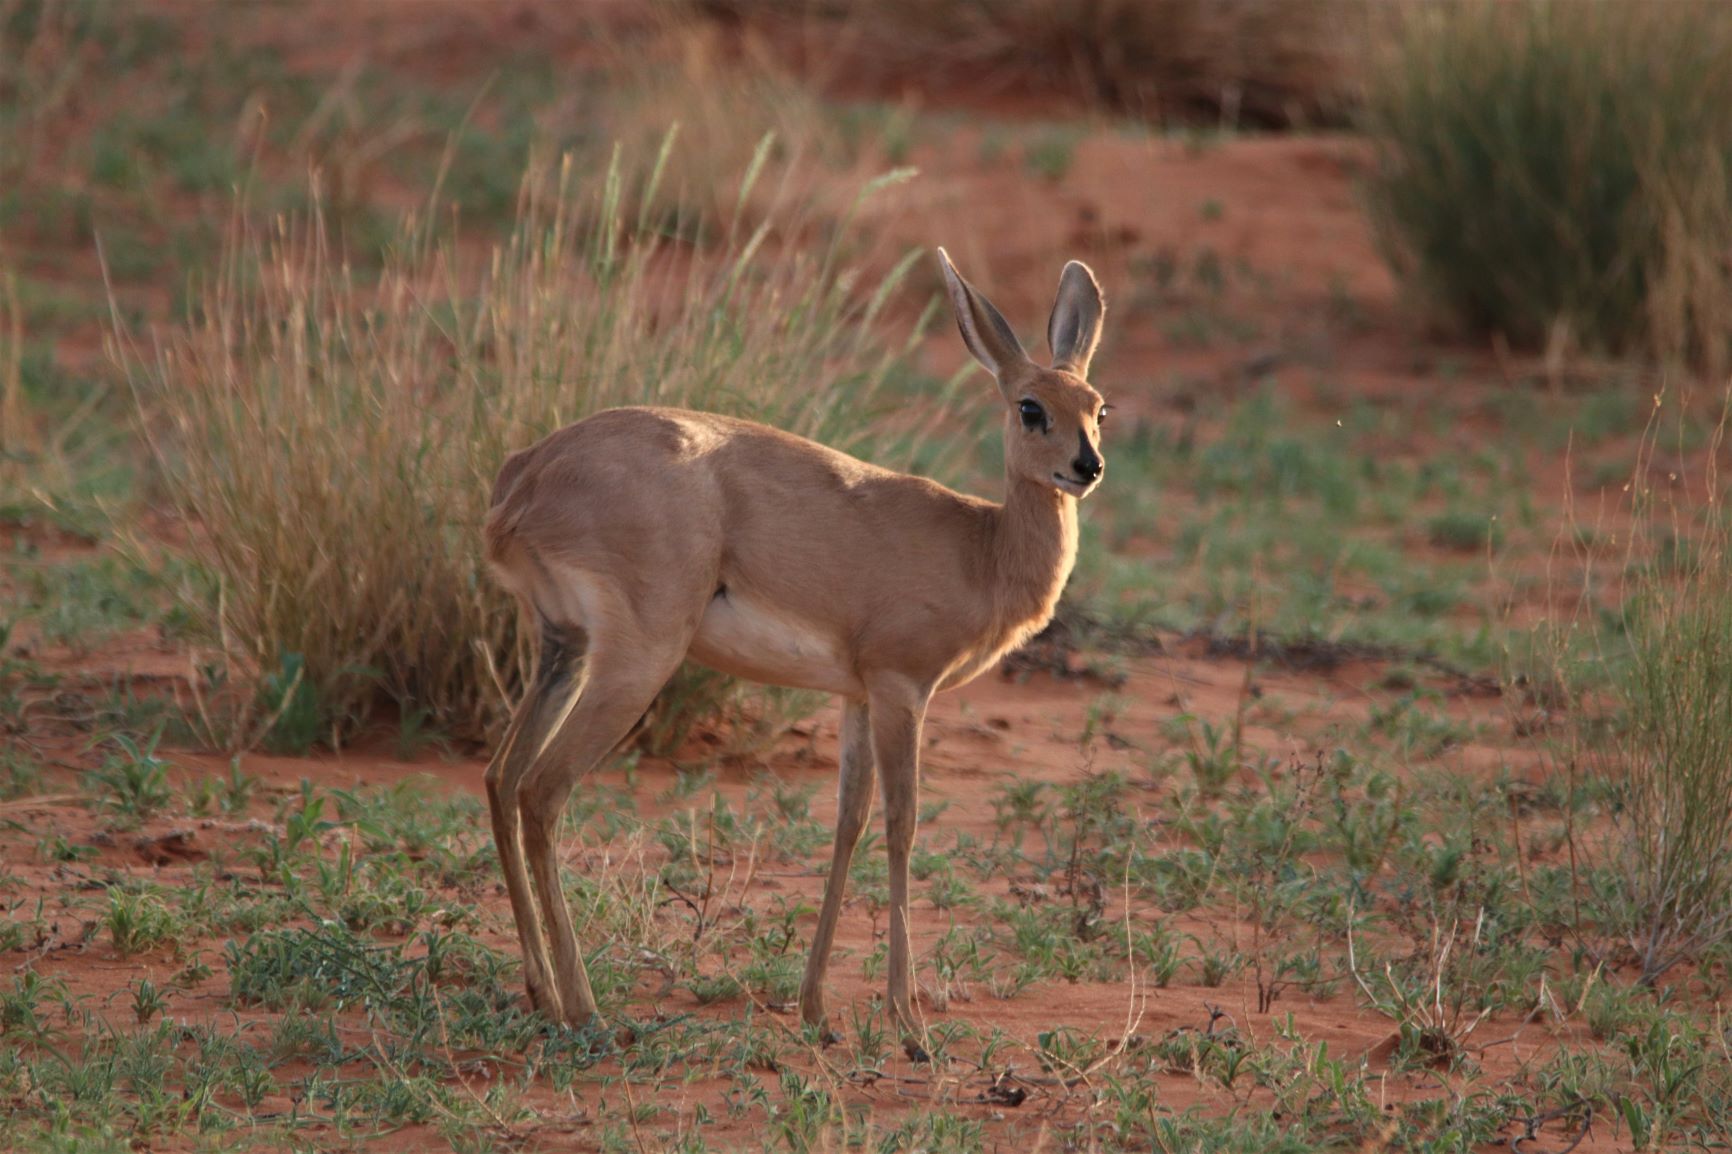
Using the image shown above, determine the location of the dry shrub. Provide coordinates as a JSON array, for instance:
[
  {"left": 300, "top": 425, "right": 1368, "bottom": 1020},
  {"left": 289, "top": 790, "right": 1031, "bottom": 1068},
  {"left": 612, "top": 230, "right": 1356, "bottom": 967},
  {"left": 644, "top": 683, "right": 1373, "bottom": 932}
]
[
  {"left": 121, "top": 145, "right": 942, "bottom": 749},
  {"left": 702, "top": 0, "right": 1368, "bottom": 128},
  {"left": 1363, "top": 1, "right": 1732, "bottom": 376}
]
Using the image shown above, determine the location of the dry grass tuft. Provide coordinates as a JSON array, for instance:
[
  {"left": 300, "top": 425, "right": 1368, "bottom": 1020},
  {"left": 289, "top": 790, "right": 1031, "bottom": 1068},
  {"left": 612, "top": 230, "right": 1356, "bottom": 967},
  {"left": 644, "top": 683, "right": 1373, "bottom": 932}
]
[
  {"left": 1546, "top": 394, "right": 1732, "bottom": 984},
  {"left": 1601, "top": 403, "right": 1732, "bottom": 983},
  {"left": 120, "top": 145, "right": 943, "bottom": 749},
  {"left": 591, "top": 21, "right": 847, "bottom": 239}
]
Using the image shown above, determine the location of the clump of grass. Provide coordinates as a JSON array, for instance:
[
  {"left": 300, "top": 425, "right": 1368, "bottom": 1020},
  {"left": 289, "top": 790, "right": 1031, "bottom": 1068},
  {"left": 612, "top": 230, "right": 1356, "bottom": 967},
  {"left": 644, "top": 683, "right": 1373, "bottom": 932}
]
[
  {"left": 1600, "top": 422, "right": 1732, "bottom": 982},
  {"left": 1363, "top": 1, "right": 1732, "bottom": 375},
  {"left": 1426, "top": 509, "right": 1502, "bottom": 553},
  {"left": 122, "top": 142, "right": 943, "bottom": 746},
  {"left": 106, "top": 889, "right": 177, "bottom": 957},
  {"left": 1548, "top": 394, "right": 1732, "bottom": 984},
  {"left": 85, "top": 728, "right": 173, "bottom": 823}
]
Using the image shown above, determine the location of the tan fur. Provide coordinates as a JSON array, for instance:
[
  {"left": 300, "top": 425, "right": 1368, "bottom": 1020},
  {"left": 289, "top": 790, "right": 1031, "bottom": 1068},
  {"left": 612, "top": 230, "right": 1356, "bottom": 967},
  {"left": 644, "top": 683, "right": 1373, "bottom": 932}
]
[{"left": 482, "top": 249, "right": 1109, "bottom": 1040}]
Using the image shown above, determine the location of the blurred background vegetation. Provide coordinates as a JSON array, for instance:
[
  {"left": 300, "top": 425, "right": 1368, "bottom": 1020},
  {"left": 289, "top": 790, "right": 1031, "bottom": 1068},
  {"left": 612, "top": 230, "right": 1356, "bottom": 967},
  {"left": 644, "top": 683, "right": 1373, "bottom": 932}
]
[{"left": 0, "top": 4, "right": 1723, "bottom": 707}]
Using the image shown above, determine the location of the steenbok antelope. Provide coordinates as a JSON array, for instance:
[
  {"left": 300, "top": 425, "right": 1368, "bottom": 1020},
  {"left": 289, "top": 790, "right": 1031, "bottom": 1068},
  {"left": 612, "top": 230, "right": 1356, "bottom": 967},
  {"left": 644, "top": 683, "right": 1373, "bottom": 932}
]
[{"left": 483, "top": 248, "right": 1108, "bottom": 1039}]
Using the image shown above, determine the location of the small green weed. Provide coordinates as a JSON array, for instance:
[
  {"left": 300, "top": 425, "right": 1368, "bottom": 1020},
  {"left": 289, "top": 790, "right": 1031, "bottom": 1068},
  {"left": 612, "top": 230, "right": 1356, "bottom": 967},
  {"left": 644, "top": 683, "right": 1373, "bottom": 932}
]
[{"left": 85, "top": 728, "right": 173, "bottom": 822}]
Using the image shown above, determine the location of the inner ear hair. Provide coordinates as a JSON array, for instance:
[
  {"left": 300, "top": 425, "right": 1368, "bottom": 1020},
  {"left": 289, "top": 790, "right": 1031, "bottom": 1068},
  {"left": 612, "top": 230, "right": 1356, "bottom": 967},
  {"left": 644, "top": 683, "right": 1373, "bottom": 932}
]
[
  {"left": 1047, "top": 260, "right": 1105, "bottom": 376},
  {"left": 937, "top": 247, "right": 1030, "bottom": 382}
]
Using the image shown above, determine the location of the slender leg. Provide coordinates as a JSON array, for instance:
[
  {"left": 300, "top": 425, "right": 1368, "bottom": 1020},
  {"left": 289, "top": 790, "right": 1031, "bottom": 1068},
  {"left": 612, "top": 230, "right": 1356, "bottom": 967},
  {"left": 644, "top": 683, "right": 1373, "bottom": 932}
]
[
  {"left": 867, "top": 679, "right": 931, "bottom": 1037},
  {"left": 798, "top": 698, "right": 876, "bottom": 1037},
  {"left": 518, "top": 637, "right": 688, "bottom": 1026},
  {"left": 483, "top": 622, "right": 584, "bottom": 1015}
]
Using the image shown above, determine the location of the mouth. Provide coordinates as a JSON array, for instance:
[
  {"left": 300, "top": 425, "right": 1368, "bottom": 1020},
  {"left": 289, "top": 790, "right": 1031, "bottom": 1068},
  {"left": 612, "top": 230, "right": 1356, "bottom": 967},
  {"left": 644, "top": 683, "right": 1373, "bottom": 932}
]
[{"left": 1052, "top": 472, "right": 1097, "bottom": 498}]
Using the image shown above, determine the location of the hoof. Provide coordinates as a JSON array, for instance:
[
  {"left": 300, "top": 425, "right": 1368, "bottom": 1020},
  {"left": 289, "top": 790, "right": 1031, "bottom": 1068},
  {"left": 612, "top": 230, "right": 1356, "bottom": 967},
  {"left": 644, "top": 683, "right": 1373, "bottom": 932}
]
[{"left": 901, "top": 1037, "right": 931, "bottom": 1064}]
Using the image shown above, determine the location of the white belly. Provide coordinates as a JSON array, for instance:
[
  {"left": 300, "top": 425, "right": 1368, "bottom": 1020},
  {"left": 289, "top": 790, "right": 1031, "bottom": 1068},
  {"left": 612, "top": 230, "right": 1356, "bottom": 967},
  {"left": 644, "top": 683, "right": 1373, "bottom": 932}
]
[{"left": 687, "top": 589, "right": 863, "bottom": 696}]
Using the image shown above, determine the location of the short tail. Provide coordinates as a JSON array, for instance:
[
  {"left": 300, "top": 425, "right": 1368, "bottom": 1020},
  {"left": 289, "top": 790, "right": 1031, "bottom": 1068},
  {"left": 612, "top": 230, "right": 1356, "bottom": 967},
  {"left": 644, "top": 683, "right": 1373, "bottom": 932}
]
[{"left": 483, "top": 448, "right": 536, "bottom": 571}]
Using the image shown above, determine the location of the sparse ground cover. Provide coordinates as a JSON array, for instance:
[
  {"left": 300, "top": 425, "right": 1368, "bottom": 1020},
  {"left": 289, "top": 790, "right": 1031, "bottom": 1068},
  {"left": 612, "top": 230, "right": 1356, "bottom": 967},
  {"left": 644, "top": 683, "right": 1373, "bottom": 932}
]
[{"left": 4, "top": 3, "right": 1731, "bottom": 1152}]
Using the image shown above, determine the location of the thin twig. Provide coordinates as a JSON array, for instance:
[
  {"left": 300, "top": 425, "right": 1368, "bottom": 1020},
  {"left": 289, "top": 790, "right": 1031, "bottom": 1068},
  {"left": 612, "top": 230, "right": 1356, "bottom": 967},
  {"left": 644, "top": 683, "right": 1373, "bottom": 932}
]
[{"left": 1510, "top": 1098, "right": 1593, "bottom": 1154}]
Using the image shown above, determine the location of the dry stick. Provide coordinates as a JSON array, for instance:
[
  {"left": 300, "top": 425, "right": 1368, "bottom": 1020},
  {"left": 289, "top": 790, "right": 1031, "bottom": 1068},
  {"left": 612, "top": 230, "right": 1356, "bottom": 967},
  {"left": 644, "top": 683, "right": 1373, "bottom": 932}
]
[
  {"left": 184, "top": 649, "right": 221, "bottom": 751},
  {"left": 1345, "top": 902, "right": 1381, "bottom": 1009},
  {"left": 1510, "top": 1098, "right": 1594, "bottom": 1154},
  {"left": 618, "top": 1072, "right": 655, "bottom": 1154},
  {"left": 1509, "top": 792, "right": 1534, "bottom": 914},
  {"left": 42, "top": 377, "right": 108, "bottom": 465},
  {"left": 363, "top": 1015, "right": 509, "bottom": 1138},
  {"left": 1551, "top": 432, "right": 1589, "bottom": 945},
  {"left": 699, "top": 804, "right": 719, "bottom": 939},
  {"left": 0, "top": 794, "right": 86, "bottom": 812},
  {"left": 210, "top": 580, "right": 254, "bottom": 753},
  {"left": 428, "top": 986, "right": 519, "bottom": 1135},
  {"left": 1004, "top": 854, "right": 1151, "bottom": 1096}
]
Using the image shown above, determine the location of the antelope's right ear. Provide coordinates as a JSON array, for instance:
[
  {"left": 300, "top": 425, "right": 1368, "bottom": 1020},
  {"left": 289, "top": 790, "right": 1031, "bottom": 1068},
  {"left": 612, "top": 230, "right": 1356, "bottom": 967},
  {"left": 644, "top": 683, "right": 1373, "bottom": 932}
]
[
  {"left": 1047, "top": 260, "right": 1105, "bottom": 376},
  {"left": 937, "top": 247, "right": 1031, "bottom": 392}
]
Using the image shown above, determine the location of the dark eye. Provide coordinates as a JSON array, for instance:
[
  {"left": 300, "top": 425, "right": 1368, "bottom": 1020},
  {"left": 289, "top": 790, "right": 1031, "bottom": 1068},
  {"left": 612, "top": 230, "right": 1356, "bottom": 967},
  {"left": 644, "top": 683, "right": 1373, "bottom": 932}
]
[
  {"left": 1097, "top": 404, "right": 1112, "bottom": 425},
  {"left": 1018, "top": 399, "right": 1047, "bottom": 431}
]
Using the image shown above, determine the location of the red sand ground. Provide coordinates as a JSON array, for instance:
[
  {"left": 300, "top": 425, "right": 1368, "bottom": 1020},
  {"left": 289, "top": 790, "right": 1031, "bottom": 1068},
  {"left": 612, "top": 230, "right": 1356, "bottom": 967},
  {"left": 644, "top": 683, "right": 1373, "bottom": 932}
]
[{"left": 2, "top": 642, "right": 1603, "bottom": 1149}]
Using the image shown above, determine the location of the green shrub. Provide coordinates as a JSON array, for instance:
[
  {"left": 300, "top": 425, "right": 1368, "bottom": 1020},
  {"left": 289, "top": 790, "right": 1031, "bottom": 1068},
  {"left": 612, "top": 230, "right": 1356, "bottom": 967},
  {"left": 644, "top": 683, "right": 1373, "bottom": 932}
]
[
  {"left": 123, "top": 142, "right": 947, "bottom": 746},
  {"left": 1024, "top": 127, "right": 1082, "bottom": 183},
  {"left": 1363, "top": 1, "right": 1732, "bottom": 375},
  {"left": 1425, "top": 509, "right": 1501, "bottom": 553}
]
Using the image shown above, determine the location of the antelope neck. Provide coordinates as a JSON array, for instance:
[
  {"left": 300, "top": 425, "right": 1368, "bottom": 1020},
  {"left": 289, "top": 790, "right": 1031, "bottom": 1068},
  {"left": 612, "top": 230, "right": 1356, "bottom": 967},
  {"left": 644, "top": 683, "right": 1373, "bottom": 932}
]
[{"left": 989, "top": 472, "right": 1078, "bottom": 630}]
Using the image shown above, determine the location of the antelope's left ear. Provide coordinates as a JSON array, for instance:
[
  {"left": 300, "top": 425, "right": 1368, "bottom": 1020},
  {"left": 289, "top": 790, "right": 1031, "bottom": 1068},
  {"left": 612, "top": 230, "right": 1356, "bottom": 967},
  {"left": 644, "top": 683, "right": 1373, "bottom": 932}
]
[
  {"left": 1047, "top": 260, "right": 1105, "bottom": 376},
  {"left": 937, "top": 247, "right": 1033, "bottom": 396}
]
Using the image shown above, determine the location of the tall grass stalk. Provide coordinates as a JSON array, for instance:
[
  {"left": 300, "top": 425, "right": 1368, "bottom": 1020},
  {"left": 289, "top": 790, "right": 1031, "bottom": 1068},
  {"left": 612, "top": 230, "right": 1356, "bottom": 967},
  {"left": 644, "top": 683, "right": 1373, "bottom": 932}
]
[
  {"left": 1363, "top": 1, "right": 1732, "bottom": 375},
  {"left": 0, "top": 267, "right": 27, "bottom": 463},
  {"left": 1604, "top": 398, "right": 1732, "bottom": 982},
  {"left": 121, "top": 142, "right": 945, "bottom": 748},
  {"left": 593, "top": 21, "right": 843, "bottom": 240},
  {"left": 1, "top": 259, "right": 90, "bottom": 519},
  {"left": 1553, "top": 392, "right": 1732, "bottom": 983}
]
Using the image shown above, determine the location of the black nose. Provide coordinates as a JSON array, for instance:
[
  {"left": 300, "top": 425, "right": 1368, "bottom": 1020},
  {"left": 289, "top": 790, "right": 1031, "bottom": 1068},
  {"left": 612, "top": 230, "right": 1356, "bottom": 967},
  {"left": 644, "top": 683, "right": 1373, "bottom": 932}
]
[{"left": 1073, "top": 432, "right": 1103, "bottom": 482}]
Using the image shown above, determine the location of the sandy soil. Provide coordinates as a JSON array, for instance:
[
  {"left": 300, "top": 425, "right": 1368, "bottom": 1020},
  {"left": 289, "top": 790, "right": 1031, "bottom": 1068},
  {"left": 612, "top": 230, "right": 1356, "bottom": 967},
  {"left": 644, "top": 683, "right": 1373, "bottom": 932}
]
[{"left": 3, "top": 637, "right": 1606, "bottom": 1149}]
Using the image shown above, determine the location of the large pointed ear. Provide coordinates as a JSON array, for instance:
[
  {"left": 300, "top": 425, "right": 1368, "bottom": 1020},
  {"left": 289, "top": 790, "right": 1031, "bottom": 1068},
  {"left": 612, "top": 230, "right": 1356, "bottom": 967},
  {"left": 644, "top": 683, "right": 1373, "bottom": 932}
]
[
  {"left": 937, "top": 247, "right": 1031, "bottom": 391},
  {"left": 1047, "top": 260, "right": 1105, "bottom": 376}
]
